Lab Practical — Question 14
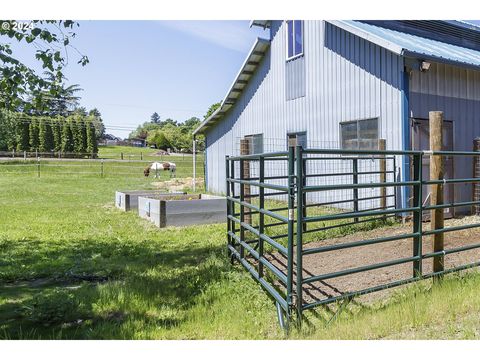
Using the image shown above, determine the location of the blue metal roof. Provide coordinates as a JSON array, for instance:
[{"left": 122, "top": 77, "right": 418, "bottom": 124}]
[{"left": 330, "top": 20, "right": 480, "bottom": 69}]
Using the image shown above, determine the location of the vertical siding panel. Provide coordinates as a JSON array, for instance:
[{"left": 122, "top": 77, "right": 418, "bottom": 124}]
[{"left": 205, "top": 20, "right": 404, "bottom": 197}]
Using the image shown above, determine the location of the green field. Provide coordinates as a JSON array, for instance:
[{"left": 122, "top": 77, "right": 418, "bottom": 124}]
[
  {"left": 98, "top": 145, "right": 200, "bottom": 162},
  {"left": 1, "top": 172, "right": 480, "bottom": 339},
  {"left": 0, "top": 145, "right": 204, "bottom": 181}
]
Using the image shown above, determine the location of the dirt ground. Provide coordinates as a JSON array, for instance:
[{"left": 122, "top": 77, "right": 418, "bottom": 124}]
[
  {"left": 264, "top": 216, "right": 480, "bottom": 306},
  {"left": 151, "top": 177, "right": 204, "bottom": 192}
]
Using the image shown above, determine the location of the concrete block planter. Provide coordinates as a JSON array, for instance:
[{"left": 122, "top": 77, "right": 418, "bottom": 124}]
[
  {"left": 138, "top": 194, "right": 226, "bottom": 227},
  {"left": 115, "top": 190, "right": 185, "bottom": 211}
]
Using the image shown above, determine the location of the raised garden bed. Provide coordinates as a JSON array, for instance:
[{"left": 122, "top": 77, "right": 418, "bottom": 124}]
[
  {"left": 138, "top": 194, "right": 226, "bottom": 227},
  {"left": 115, "top": 190, "right": 185, "bottom": 211}
]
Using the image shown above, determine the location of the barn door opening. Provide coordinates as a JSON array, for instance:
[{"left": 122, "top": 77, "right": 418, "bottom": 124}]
[{"left": 411, "top": 118, "right": 454, "bottom": 218}]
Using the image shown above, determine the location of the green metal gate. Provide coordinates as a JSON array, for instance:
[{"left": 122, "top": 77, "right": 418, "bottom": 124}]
[{"left": 226, "top": 146, "right": 480, "bottom": 329}]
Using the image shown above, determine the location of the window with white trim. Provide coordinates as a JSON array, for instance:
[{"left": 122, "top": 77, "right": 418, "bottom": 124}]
[
  {"left": 340, "top": 118, "right": 379, "bottom": 150},
  {"left": 286, "top": 20, "right": 303, "bottom": 59}
]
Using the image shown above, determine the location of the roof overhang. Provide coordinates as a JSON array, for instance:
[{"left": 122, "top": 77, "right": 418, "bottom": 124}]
[
  {"left": 326, "top": 20, "right": 404, "bottom": 55},
  {"left": 327, "top": 20, "right": 480, "bottom": 70},
  {"left": 250, "top": 20, "right": 271, "bottom": 29},
  {"left": 193, "top": 37, "right": 270, "bottom": 136}
]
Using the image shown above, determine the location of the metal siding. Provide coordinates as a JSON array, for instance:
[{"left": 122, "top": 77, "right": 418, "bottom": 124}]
[
  {"left": 286, "top": 56, "right": 306, "bottom": 100},
  {"left": 205, "top": 20, "right": 404, "bottom": 206},
  {"left": 410, "top": 61, "right": 480, "bottom": 209}
]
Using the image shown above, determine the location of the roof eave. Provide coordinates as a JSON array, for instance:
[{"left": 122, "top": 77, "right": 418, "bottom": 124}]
[
  {"left": 330, "top": 20, "right": 480, "bottom": 71},
  {"left": 326, "top": 20, "right": 404, "bottom": 55},
  {"left": 250, "top": 20, "right": 271, "bottom": 29},
  {"left": 193, "top": 37, "right": 270, "bottom": 136},
  {"left": 402, "top": 50, "right": 480, "bottom": 71}
]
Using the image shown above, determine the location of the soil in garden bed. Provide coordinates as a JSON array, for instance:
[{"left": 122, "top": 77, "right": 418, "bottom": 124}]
[{"left": 263, "top": 215, "right": 480, "bottom": 306}]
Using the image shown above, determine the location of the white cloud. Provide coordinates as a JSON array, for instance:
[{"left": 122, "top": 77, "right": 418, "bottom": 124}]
[{"left": 158, "top": 20, "right": 264, "bottom": 53}]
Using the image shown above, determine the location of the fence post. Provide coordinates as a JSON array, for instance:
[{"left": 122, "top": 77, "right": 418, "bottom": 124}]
[
  {"left": 37, "top": 157, "right": 40, "bottom": 178},
  {"left": 230, "top": 158, "right": 236, "bottom": 263},
  {"left": 121, "top": 152, "right": 123, "bottom": 160},
  {"left": 101, "top": 159, "right": 104, "bottom": 178},
  {"left": 23, "top": 151, "right": 26, "bottom": 162},
  {"left": 193, "top": 138, "right": 197, "bottom": 192},
  {"left": 295, "top": 145, "right": 304, "bottom": 324},
  {"left": 473, "top": 138, "right": 480, "bottom": 215},
  {"left": 140, "top": 152, "right": 143, "bottom": 161},
  {"left": 239, "top": 158, "right": 246, "bottom": 259},
  {"left": 378, "top": 139, "right": 387, "bottom": 218},
  {"left": 226, "top": 156, "right": 232, "bottom": 260},
  {"left": 352, "top": 158, "right": 359, "bottom": 223},
  {"left": 12, "top": 149, "right": 15, "bottom": 158},
  {"left": 429, "top": 111, "right": 444, "bottom": 275},
  {"left": 302, "top": 154, "right": 307, "bottom": 232},
  {"left": 287, "top": 145, "right": 295, "bottom": 325},
  {"left": 258, "top": 155, "right": 265, "bottom": 279},
  {"left": 412, "top": 153, "right": 423, "bottom": 277},
  {"left": 240, "top": 138, "right": 251, "bottom": 224}
]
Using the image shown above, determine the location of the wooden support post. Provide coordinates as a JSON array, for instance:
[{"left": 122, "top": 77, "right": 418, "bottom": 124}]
[
  {"left": 378, "top": 139, "right": 387, "bottom": 218},
  {"left": 193, "top": 137, "right": 196, "bottom": 192},
  {"left": 473, "top": 138, "right": 480, "bottom": 215},
  {"left": 429, "top": 111, "right": 444, "bottom": 274},
  {"left": 121, "top": 152, "right": 123, "bottom": 160},
  {"left": 240, "top": 138, "right": 251, "bottom": 225}
]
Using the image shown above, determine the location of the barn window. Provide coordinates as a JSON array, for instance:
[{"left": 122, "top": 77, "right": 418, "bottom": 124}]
[
  {"left": 340, "top": 118, "right": 379, "bottom": 150},
  {"left": 286, "top": 20, "right": 303, "bottom": 60},
  {"left": 244, "top": 134, "right": 264, "bottom": 154}
]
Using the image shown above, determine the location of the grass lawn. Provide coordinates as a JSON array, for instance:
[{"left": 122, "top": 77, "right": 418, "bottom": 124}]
[
  {"left": 98, "top": 145, "right": 201, "bottom": 163},
  {"left": 1, "top": 172, "right": 480, "bottom": 339},
  {"left": 0, "top": 151, "right": 204, "bottom": 180}
]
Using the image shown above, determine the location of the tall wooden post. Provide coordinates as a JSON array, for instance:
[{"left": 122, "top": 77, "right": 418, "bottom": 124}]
[
  {"left": 472, "top": 138, "right": 480, "bottom": 215},
  {"left": 240, "top": 138, "right": 251, "bottom": 224},
  {"left": 193, "top": 137, "right": 197, "bottom": 192},
  {"left": 429, "top": 111, "right": 444, "bottom": 274},
  {"left": 378, "top": 139, "right": 387, "bottom": 217}
]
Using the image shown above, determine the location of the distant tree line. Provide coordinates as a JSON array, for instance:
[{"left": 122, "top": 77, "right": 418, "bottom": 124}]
[
  {"left": 0, "top": 109, "right": 101, "bottom": 156},
  {"left": 128, "top": 103, "right": 220, "bottom": 153}
]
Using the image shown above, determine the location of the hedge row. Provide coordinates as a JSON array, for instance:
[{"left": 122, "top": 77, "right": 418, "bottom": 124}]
[{"left": 0, "top": 110, "right": 98, "bottom": 155}]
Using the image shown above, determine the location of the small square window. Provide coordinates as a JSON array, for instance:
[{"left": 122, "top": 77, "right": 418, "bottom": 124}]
[
  {"left": 341, "top": 118, "right": 379, "bottom": 150},
  {"left": 244, "top": 134, "right": 264, "bottom": 154},
  {"left": 286, "top": 20, "right": 303, "bottom": 60}
]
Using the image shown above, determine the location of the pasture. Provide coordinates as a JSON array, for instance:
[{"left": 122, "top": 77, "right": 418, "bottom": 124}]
[
  {"left": 1, "top": 159, "right": 480, "bottom": 339},
  {"left": 0, "top": 145, "right": 204, "bottom": 181}
]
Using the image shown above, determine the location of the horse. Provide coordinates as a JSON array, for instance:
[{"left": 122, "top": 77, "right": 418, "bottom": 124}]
[{"left": 144, "top": 162, "right": 176, "bottom": 178}]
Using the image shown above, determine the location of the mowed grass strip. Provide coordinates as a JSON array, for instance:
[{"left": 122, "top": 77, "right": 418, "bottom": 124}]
[{"left": 1, "top": 174, "right": 480, "bottom": 339}]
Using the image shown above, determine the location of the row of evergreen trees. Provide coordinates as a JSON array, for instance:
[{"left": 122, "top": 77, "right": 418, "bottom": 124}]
[{"left": 0, "top": 110, "right": 99, "bottom": 155}]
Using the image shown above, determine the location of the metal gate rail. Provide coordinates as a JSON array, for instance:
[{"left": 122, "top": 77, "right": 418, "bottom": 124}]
[{"left": 226, "top": 146, "right": 480, "bottom": 328}]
